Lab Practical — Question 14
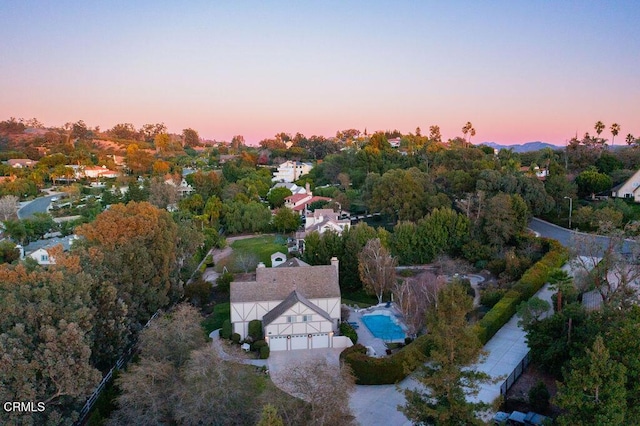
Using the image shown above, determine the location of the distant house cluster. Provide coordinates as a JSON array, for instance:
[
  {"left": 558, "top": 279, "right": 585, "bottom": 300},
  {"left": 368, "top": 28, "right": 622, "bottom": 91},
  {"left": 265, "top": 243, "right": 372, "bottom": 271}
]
[{"left": 6, "top": 158, "right": 38, "bottom": 168}]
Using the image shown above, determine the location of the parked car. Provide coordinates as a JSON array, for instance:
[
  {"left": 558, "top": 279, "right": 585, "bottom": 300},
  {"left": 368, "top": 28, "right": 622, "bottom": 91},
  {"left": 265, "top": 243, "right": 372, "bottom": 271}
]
[{"left": 493, "top": 411, "right": 551, "bottom": 425}]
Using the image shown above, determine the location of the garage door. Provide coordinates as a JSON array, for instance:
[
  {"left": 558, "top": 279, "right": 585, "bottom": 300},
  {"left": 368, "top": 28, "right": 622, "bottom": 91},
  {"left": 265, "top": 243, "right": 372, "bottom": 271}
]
[
  {"left": 311, "top": 333, "right": 329, "bottom": 349},
  {"left": 290, "top": 335, "right": 308, "bottom": 350},
  {"left": 269, "top": 336, "right": 287, "bottom": 351}
]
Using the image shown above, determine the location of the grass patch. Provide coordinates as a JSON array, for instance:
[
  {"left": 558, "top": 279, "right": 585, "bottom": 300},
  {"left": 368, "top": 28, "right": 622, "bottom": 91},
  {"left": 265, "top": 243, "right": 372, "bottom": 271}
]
[
  {"left": 202, "top": 302, "right": 230, "bottom": 335},
  {"left": 215, "top": 235, "right": 287, "bottom": 272},
  {"left": 342, "top": 290, "right": 378, "bottom": 308}
]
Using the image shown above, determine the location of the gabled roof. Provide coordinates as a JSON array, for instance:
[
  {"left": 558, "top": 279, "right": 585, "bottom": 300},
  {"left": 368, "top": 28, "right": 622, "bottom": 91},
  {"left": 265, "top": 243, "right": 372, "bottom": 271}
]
[
  {"left": 262, "top": 290, "right": 333, "bottom": 326},
  {"left": 231, "top": 263, "right": 339, "bottom": 303}
]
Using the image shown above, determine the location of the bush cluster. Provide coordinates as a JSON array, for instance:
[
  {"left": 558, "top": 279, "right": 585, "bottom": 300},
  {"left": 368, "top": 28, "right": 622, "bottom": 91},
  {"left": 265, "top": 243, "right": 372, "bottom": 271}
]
[
  {"left": 340, "top": 335, "right": 432, "bottom": 385},
  {"left": 475, "top": 238, "right": 568, "bottom": 344},
  {"left": 339, "top": 322, "right": 358, "bottom": 344},
  {"left": 220, "top": 320, "right": 232, "bottom": 339}
]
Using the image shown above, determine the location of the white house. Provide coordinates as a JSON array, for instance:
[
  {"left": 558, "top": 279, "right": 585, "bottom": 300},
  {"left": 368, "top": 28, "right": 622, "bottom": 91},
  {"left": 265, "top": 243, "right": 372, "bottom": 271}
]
[
  {"left": 294, "top": 209, "right": 351, "bottom": 252},
  {"left": 230, "top": 257, "right": 349, "bottom": 351},
  {"left": 165, "top": 175, "right": 195, "bottom": 197},
  {"left": 272, "top": 161, "right": 313, "bottom": 183},
  {"left": 27, "top": 248, "right": 55, "bottom": 265},
  {"left": 612, "top": 169, "right": 640, "bottom": 202},
  {"left": 272, "top": 182, "right": 308, "bottom": 196}
]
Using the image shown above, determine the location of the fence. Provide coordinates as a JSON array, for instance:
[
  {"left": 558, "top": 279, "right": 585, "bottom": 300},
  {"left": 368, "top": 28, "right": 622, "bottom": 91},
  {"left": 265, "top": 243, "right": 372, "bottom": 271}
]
[
  {"left": 75, "top": 309, "right": 161, "bottom": 425},
  {"left": 500, "top": 351, "right": 531, "bottom": 396}
]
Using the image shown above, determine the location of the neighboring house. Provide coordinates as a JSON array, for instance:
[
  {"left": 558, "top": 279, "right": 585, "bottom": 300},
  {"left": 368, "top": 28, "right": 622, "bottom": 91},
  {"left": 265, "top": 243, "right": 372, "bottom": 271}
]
[
  {"left": 7, "top": 159, "right": 38, "bottom": 168},
  {"left": 519, "top": 165, "right": 549, "bottom": 180},
  {"left": 20, "top": 234, "right": 78, "bottom": 266},
  {"left": 294, "top": 209, "right": 350, "bottom": 252},
  {"left": 165, "top": 175, "right": 195, "bottom": 197},
  {"left": 612, "top": 169, "right": 640, "bottom": 202},
  {"left": 272, "top": 182, "right": 308, "bottom": 196},
  {"left": 283, "top": 184, "right": 332, "bottom": 214},
  {"left": 27, "top": 248, "right": 55, "bottom": 265},
  {"left": 388, "top": 137, "right": 401, "bottom": 148},
  {"left": 230, "top": 257, "right": 349, "bottom": 351},
  {"left": 272, "top": 160, "right": 313, "bottom": 183},
  {"left": 68, "top": 165, "right": 119, "bottom": 180}
]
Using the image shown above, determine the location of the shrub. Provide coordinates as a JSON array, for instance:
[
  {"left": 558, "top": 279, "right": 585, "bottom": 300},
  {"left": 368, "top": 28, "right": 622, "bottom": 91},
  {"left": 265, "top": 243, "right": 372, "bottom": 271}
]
[
  {"left": 529, "top": 380, "right": 550, "bottom": 413},
  {"left": 340, "top": 335, "right": 432, "bottom": 385},
  {"left": 259, "top": 345, "right": 270, "bottom": 359},
  {"left": 231, "top": 333, "right": 241, "bottom": 344},
  {"left": 480, "top": 288, "right": 506, "bottom": 308},
  {"left": 339, "top": 322, "right": 358, "bottom": 344},
  {"left": 216, "top": 271, "right": 234, "bottom": 293},
  {"left": 184, "top": 278, "right": 212, "bottom": 307},
  {"left": 252, "top": 339, "right": 268, "bottom": 352},
  {"left": 248, "top": 320, "right": 263, "bottom": 341},
  {"left": 221, "top": 320, "right": 232, "bottom": 339}
]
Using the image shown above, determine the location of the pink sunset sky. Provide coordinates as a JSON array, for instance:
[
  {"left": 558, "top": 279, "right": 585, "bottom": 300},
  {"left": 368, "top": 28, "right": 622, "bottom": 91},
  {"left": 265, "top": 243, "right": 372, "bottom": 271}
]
[{"left": 1, "top": 1, "right": 638, "bottom": 146}]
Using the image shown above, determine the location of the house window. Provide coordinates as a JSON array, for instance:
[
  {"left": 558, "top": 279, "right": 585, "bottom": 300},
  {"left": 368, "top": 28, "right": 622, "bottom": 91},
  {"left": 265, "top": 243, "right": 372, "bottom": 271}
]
[
  {"left": 41, "top": 254, "right": 49, "bottom": 262},
  {"left": 287, "top": 316, "right": 297, "bottom": 323},
  {"left": 303, "top": 315, "right": 312, "bottom": 322}
]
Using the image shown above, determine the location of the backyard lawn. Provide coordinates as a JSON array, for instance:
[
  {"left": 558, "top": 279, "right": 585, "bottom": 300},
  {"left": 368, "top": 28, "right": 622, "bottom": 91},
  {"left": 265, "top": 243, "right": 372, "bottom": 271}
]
[
  {"left": 202, "top": 302, "right": 230, "bottom": 335},
  {"left": 215, "top": 235, "right": 287, "bottom": 273}
]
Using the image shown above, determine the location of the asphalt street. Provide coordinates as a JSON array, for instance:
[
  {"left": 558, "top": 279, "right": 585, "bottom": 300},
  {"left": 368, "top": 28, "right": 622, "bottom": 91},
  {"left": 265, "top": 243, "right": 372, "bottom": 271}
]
[
  {"left": 528, "top": 217, "right": 635, "bottom": 257},
  {"left": 17, "top": 194, "right": 59, "bottom": 219}
]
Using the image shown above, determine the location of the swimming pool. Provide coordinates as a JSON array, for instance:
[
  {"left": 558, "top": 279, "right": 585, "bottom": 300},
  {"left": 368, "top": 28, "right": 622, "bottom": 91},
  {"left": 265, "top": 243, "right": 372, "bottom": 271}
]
[{"left": 361, "top": 313, "right": 406, "bottom": 341}]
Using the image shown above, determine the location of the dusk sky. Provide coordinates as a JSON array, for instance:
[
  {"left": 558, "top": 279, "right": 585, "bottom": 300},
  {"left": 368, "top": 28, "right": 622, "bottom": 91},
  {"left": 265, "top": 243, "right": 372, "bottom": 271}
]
[{"left": 1, "top": 1, "right": 639, "bottom": 145}]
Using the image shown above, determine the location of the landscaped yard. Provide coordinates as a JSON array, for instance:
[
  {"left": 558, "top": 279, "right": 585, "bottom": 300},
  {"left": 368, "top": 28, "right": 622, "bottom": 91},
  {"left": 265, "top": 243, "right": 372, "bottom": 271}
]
[
  {"left": 342, "top": 290, "right": 378, "bottom": 308},
  {"left": 201, "top": 302, "right": 230, "bottom": 335},
  {"left": 215, "top": 235, "right": 287, "bottom": 273}
]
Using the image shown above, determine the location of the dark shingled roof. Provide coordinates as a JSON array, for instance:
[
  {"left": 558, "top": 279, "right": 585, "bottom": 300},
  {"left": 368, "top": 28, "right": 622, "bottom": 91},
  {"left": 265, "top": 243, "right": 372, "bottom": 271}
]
[
  {"left": 230, "top": 263, "right": 339, "bottom": 303},
  {"left": 262, "top": 290, "right": 333, "bottom": 326}
]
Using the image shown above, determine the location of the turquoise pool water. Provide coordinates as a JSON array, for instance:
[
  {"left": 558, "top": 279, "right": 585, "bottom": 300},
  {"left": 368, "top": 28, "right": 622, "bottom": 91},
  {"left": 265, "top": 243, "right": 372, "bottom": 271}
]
[{"left": 361, "top": 314, "right": 406, "bottom": 341}]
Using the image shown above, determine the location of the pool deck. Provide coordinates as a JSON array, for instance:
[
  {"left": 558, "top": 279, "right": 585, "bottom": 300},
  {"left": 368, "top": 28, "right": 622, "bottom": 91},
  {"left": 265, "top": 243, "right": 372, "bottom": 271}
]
[{"left": 348, "top": 305, "right": 406, "bottom": 356}]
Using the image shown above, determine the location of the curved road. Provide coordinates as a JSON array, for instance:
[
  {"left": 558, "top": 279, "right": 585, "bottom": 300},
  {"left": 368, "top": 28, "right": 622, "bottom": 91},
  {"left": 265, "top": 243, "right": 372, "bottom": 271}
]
[
  {"left": 17, "top": 194, "right": 60, "bottom": 219},
  {"left": 528, "top": 217, "right": 634, "bottom": 257}
]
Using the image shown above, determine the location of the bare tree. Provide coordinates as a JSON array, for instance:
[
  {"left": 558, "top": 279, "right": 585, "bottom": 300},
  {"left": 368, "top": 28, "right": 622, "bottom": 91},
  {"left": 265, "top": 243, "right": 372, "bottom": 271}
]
[
  {"left": 172, "top": 347, "right": 261, "bottom": 426},
  {"left": 108, "top": 358, "right": 176, "bottom": 425},
  {"left": 393, "top": 272, "right": 445, "bottom": 335},
  {"left": 148, "top": 177, "right": 178, "bottom": 210},
  {"left": 570, "top": 230, "right": 640, "bottom": 309},
  {"left": 138, "top": 303, "right": 206, "bottom": 368},
  {"left": 234, "top": 251, "right": 259, "bottom": 273},
  {"left": 358, "top": 238, "right": 397, "bottom": 304},
  {"left": 282, "top": 359, "right": 355, "bottom": 426},
  {"left": 0, "top": 195, "right": 18, "bottom": 221}
]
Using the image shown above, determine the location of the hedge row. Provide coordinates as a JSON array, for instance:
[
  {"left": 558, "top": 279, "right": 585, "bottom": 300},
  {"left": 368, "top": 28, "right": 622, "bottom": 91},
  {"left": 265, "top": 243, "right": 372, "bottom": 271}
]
[
  {"left": 340, "top": 335, "right": 432, "bottom": 385},
  {"left": 475, "top": 238, "right": 568, "bottom": 344},
  {"left": 341, "top": 237, "right": 568, "bottom": 385}
]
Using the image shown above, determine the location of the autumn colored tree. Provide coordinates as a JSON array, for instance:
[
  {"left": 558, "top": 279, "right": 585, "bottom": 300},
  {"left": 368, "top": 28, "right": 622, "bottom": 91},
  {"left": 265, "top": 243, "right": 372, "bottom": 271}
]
[
  {"left": 182, "top": 128, "right": 200, "bottom": 147},
  {"left": 76, "top": 202, "right": 179, "bottom": 325},
  {"left": 0, "top": 251, "right": 102, "bottom": 423}
]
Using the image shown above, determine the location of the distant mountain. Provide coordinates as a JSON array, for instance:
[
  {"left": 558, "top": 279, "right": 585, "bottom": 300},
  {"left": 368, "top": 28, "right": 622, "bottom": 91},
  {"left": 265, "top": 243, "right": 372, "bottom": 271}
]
[{"left": 478, "top": 141, "right": 560, "bottom": 153}]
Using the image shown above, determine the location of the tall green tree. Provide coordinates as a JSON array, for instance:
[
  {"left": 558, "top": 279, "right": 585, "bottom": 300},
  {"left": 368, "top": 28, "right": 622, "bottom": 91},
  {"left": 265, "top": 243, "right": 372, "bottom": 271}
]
[
  {"left": 401, "top": 283, "right": 489, "bottom": 425},
  {"left": 272, "top": 208, "right": 301, "bottom": 234},
  {"left": 555, "top": 336, "right": 626, "bottom": 426}
]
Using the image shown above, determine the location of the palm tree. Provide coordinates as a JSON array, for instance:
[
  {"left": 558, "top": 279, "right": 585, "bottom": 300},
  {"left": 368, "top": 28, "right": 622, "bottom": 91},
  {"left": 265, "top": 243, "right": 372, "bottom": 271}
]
[
  {"left": 594, "top": 121, "right": 605, "bottom": 139},
  {"left": 626, "top": 133, "right": 634, "bottom": 146},
  {"left": 469, "top": 127, "right": 476, "bottom": 144},
  {"left": 610, "top": 123, "right": 620, "bottom": 146},
  {"left": 462, "top": 122, "right": 473, "bottom": 146}
]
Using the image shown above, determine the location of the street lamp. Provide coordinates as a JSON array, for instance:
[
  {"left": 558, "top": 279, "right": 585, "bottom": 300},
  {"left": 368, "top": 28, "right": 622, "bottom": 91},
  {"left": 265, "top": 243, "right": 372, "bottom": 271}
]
[{"left": 564, "top": 196, "right": 573, "bottom": 229}]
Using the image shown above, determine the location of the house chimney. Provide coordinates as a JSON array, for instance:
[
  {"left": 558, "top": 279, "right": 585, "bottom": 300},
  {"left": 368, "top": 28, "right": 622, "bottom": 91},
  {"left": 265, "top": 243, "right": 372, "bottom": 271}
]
[
  {"left": 305, "top": 182, "right": 311, "bottom": 195},
  {"left": 330, "top": 257, "right": 339, "bottom": 270}
]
